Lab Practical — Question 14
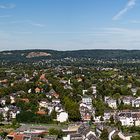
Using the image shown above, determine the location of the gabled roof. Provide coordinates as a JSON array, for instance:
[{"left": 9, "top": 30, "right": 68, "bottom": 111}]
[
  {"left": 36, "top": 110, "right": 47, "bottom": 115},
  {"left": 78, "top": 124, "right": 90, "bottom": 136},
  {"left": 86, "top": 133, "right": 99, "bottom": 140},
  {"left": 39, "top": 98, "right": 49, "bottom": 103},
  {"left": 7, "top": 132, "right": 25, "bottom": 140},
  {"left": 70, "top": 133, "right": 83, "bottom": 140},
  {"left": 49, "top": 89, "right": 56, "bottom": 94},
  {"left": 122, "top": 96, "right": 134, "bottom": 101}
]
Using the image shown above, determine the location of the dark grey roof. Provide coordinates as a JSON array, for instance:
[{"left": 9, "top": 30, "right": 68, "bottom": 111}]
[
  {"left": 70, "top": 133, "right": 83, "bottom": 140},
  {"left": 49, "top": 89, "right": 56, "bottom": 94},
  {"left": 78, "top": 124, "right": 90, "bottom": 136},
  {"left": 86, "top": 134, "right": 99, "bottom": 140}
]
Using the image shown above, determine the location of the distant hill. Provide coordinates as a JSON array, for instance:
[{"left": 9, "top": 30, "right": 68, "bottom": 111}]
[{"left": 1, "top": 49, "right": 140, "bottom": 63}]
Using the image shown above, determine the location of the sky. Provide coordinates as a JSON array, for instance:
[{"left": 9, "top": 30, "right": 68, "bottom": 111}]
[{"left": 0, "top": 0, "right": 140, "bottom": 51}]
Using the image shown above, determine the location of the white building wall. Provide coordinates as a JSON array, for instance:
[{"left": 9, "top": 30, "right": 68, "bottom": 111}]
[
  {"left": 57, "top": 112, "right": 68, "bottom": 123},
  {"left": 135, "top": 120, "right": 140, "bottom": 126},
  {"left": 108, "top": 102, "right": 117, "bottom": 109},
  {"left": 120, "top": 117, "right": 134, "bottom": 126}
]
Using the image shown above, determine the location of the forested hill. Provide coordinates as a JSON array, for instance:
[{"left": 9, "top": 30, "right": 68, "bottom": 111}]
[{"left": 1, "top": 49, "right": 140, "bottom": 62}]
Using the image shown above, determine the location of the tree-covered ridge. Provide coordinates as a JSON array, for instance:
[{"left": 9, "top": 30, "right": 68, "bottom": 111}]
[{"left": 1, "top": 49, "right": 140, "bottom": 62}]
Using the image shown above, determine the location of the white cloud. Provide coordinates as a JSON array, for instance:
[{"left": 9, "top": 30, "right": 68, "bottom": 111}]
[
  {"left": 0, "top": 15, "right": 12, "bottom": 18},
  {"left": 10, "top": 20, "right": 46, "bottom": 28},
  {"left": 68, "top": 27, "right": 140, "bottom": 50},
  {"left": 30, "top": 23, "right": 46, "bottom": 27},
  {"left": 1, "top": 27, "right": 140, "bottom": 50},
  {"left": 10, "top": 20, "right": 31, "bottom": 24},
  {"left": 113, "top": 0, "right": 136, "bottom": 20},
  {"left": 0, "top": 3, "right": 16, "bottom": 9},
  {"left": 102, "top": 27, "right": 140, "bottom": 36},
  {"left": 130, "top": 20, "right": 140, "bottom": 23},
  {"left": 13, "top": 31, "right": 32, "bottom": 34}
]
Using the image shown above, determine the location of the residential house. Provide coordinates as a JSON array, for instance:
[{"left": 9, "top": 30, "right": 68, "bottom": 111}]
[
  {"left": 127, "top": 83, "right": 132, "bottom": 88},
  {"left": 28, "top": 88, "right": 32, "bottom": 93},
  {"left": 131, "top": 87, "right": 138, "bottom": 96},
  {"left": 0, "top": 108, "right": 5, "bottom": 120},
  {"left": 82, "top": 90, "right": 88, "bottom": 95},
  {"left": 0, "top": 79, "right": 8, "bottom": 88},
  {"left": 105, "top": 97, "right": 117, "bottom": 109},
  {"left": 35, "top": 87, "right": 41, "bottom": 93},
  {"left": 49, "top": 89, "right": 56, "bottom": 95},
  {"left": 19, "top": 98, "right": 29, "bottom": 103},
  {"left": 3, "top": 106, "right": 20, "bottom": 120},
  {"left": 63, "top": 124, "right": 98, "bottom": 140},
  {"left": 64, "top": 134, "right": 83, "bottom": 140},
  {"left": 24, "top": 77, "right": 30, "bottom": 83},
  {"left": 77, "top": 77, "right": 83, "bottom": 82},
  {"left": 103, "top": 110, "right": 115, "bottom": 121},
  {"left": 54, "top": 103, "right": 63, "bottom": 113},
  {"left": 47, "top": 103, "right": 54, "bottom": 115},
  {"left": 0, "top": 97, "right": 6, "bottom": 106},
  {"left": 85, "top": 131, "right": 99, "bottom": 140},
  {"left": 80, "top": 106, "right": 91, "bottom": 121},
  {"left": 64, "top": 84, "right": 73, "bottom": 90},
  {"left": 9, "top": 94, "right": 16, "bottom": 104},
  {"left": 79, "top": 103, "right": 94, "bottom": 121},
  {"left": 10, "top": 109, "right": 20, "bottom": 119},
  {"left": 39, "top": 74, "right": 48, "bottom": 83},
  {"left": 6, "top": 129, "right": 48, "bottom": 140},
  {"left": 52, "top": 99, "right": 61, "bottom": 105},
  {"left": 36, "top": 110, "right": 47, "bottom": 115},
  {"left": 116, "top": 111, "right": 140, "bottom": 126},
  {"left": 39, "top": 99, "right": 49, "bottom": 108},
  {"left": 132, "top": 113, "right": 140, "bottom": 126},
  {"left": 1, "top": 107, "right": 7, "bottom": 120},
  {"left": 46, "top": 89, "right": 59, "bottom": 99},
  {"left": 82, "top": 111, "right": 92, "bottom": 121},
  {"left": 16, "top": 90, "right": 26, "bottom": 96},
  {"left": 52, "top": 93, "right": 59, "bottom": 99},
  {"left": 82, "top": 96, "right": 92, "bottom": 106},
  {"left": 62, "top": 124, "right": 81, "bottom": 134},
  {"left": 80, "top": 96, "right": 93, "bottom": 121},
  {"left": 66, "top": 70, "right": 73, "bottom": 75},
  {"left": 121, "top": 96, "right": 134, "bottom": 105},
  {"left": 78, "top": 124, "right": 98, "bottom": 140},
  {"left": 6, "top": 132, "right": 25, "bottom": 140},
  {"left": 92, "top": 84, "right": 97, "bottom": 97},
  {"left": 117, "top": 112, "right": 134, "bottom": 126},
  {"left": 132, "top": 97, "right": 140, "bottom": 108},
  {"left": 60, "top": 79, "right": 68, "bottom": 85},
  {"left": 9, "top": 106, "right": 20, "bottom": 119}
]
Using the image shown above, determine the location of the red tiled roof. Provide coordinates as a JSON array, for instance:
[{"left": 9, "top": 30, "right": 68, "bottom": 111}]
[
  {"left": 20, "top": 98, "right": 29, "bottom": 103},
  {"left": 35, "top": 87, "right": 41, "bottom": 93},
  {"left": 36, "top": 110, "right": 47, "bottom": 115},
  {"left": 7, "top": 132, "right": 25, "bottom": 140}
]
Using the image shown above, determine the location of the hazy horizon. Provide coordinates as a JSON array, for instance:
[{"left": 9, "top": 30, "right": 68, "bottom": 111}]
[
  {"left": 2, "top": 48, "right": 140, "bottom": 52},
  {"left": 0, "top": 0, "right": 140, "bottom": 51}
]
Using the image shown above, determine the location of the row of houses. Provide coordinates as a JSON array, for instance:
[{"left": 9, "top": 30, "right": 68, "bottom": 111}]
[
  {"left": 116, "top": 110, "right": 140, "bottom": 126},
  {"left": 0, "top": 105, "right": 20, "bottom": 121},
  {"left": 5, "top": 123, "right": 99, "bottom": 140},
  {"left": 0, "top": 88, "right": 68, "bottom": 123},
  {"left": 63, "top": 124, "right": 99, "bottom": 140},
  {"left": 78, "top": 94, "right": 140, "bottom": 127},
  {"left": 105, "top": 96, "right": 140, "bottom": 109}
]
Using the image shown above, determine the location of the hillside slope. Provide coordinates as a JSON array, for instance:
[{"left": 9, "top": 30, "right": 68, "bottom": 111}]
[{"left": 0, "top": 49, "right": 140, "bottom": 63}]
